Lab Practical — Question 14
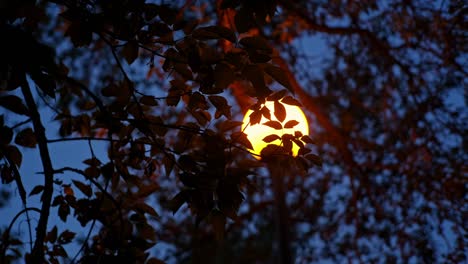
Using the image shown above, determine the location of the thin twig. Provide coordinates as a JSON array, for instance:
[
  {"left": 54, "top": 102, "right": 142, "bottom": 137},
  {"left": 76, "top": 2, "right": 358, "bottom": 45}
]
[{"left": 0, "top": 208, "right": 41, "bottom": 264}]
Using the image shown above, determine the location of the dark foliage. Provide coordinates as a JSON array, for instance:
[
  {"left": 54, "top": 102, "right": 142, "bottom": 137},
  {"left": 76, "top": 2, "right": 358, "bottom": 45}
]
[{"left": 0, "top": 0, "right": 466, "bottom": 263}]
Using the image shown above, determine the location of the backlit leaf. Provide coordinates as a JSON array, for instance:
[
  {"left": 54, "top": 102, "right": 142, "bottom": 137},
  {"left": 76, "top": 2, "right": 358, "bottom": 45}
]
[
  {"left": 249, "top": 110, "right": 262, "bottom": 125},
  {"left": 274, "top": 101, "right": 286, "bottom": 122},
  {"left": 284, "top": 120, "right": 299, "bottom": 129},
  {"left": 263, "top": 134, "right": 281, "bottom": 143},
  {"left": 263, "top": 120, "right": 282, "bottom": 130}
]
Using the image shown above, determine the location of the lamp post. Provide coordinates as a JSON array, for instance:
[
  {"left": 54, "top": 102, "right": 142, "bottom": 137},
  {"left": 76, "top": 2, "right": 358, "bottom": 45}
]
[{"left": 242, "top": 99, "right": 309, "bottom": 264}]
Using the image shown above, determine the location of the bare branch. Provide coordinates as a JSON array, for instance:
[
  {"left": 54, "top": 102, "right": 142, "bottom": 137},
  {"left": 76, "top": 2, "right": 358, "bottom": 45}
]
[{"left": 21, "top": 77, "right": 55, "bottom": 264}]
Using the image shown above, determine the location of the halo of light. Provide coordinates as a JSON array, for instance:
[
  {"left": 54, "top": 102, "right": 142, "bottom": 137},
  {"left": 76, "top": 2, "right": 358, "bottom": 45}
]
[{"left": 242, "top": 101, "right": 309, "bottom": 159}]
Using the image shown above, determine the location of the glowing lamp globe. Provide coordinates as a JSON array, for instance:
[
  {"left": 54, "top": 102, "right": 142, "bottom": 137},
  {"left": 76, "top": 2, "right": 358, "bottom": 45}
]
[{"left": 242, "top": 100, "right": 309, "bottom": 159}]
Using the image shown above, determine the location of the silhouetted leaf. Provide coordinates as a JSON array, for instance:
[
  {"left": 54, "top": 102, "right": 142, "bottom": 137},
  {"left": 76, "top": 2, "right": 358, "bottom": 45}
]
[
  {"left": 135, "top": 202, "right": 159, "bottom": 217},
  {"left": 305, "top": 154, "right": 323, "bottom": 167},
  {"left": 144, "top": 3, "right": 159, "bottom": 20},
  {"left": 122, "top": 40, "right": 139, "bottom": 65},
  {"left": 188, "top": 92, "right": 208, "bottom": 110},
  {"left": 232, "top": 131, "right": 253, "bottom": 149},
  {"left": 243, "top": 64, "right": 270, "bottom": 97},
  {"left": 267, "top": 89, "right": 287, "bottom": 101},
  {"left": 235, "top": 8, "right": 256, "bottom": 33},
  {"left": 192, "top": 26, "right": 236, "bottom": 43},
  {"left": 140, "top": 95, "right": 158, "bottom": 106},
  {"left": 53, "top": 245, "right": 67, "bottom": 257},
  {"left": 65, "top": 22, "right": 92, "bottom": 47},
  {"left": 46, "top": 226, "right": 58, "bottom": 244},
  {"left": 301, "top": 135, "right": 315, "bottom": 144},
  {"left": 209, "top": 95, "right": 231, "bottom": 118},
  {"left": 284, "top": 120, "right": 299, "bottom": 129},
  {"left": 263, "top": 134, "right": 281, "bottom": 143},
  {"left": 281, "top": 96, "right": 302, "bottom": 106},
  {"left": 147, "top": 258, "right": 166, "bottom": 264},
  {"left": 214, "top": 63, "right": 235, "bottom": 90},
  {"left": 83, "top": 157, "right": 101, "bottom": 166},
  {"left": 149, "top": 21, "right": 172, "bottom": 36},
  {"left": 260, "top": 144, "right": 287, "bottom": 158},
  {"left": 248, "top": 50, "right": 271, "bottom": 63},
  {"left": 1, "top": 164, "right": 14, "bottom": 184},
  {"left": 168, "top": 191, "right": 187, "bottom": 214},
  {"left": 0, "top": 126, "right": 13, "bottom": 145},
  {"left": 293, "top": 138, "right": 305, "bottom": 149},
  {"left": 162, "top": 154, "right": 175, "bottom": 177},
  {"left": 249, "top": 110, "right": 262, "bottom": 125},
  {"left": 58, "top": 203, "right": 70, "bottom": 222},
  {"left": 174, "top": 63, "right": 193, "bottom": 80},
  {"left": 138, "top": 183, "right": 159, "bottom": 197},
  {"left": 32, "top": 72, "right": 56, "bottom": 98},
  {"left": 0, "top": 95, "right": 29, "bottom": 116},
  {"left": 29, "top": 185, "right": 44, "bottom": 197},
  {"left": 72, "top": 180, "right": 92, "bottom": 197},
  {"left": 261, "top": 106, "right": 271, "bottom": 120},
  {"left": 283, "top": 137, "right": 293, "bottom": 152},
  {"left": 219, "top": 120, "right": 243, "bottom": 132},
  {"left": 158, "top": 5, "right": 178, "bottom": 25},
  {"left": 84, "top": 166, "right": 100, "bottom": 178},
  {"left": 298, "top": 147, "right": 311, "bottom": 155},
  {"left": 5, "top": 145, "right": 22, "bottom": 167},
  {"left": 240, "top": 36, "right": 272, "bottom": 53},
  {"left": 190, "top": 109, "right": 211, "bottom": 126},
  {"left": 211, "top": 210, "right": 226, "bottom": 242},
  {"left": 263, "top": 120, "right": 282, "bottom": 130},
  {"left": 274, "top": 101, "right": 286, "bottom": 122},
  {"left": 58, "top": 230, "right": 75, "bottom": 244},
  {"left": 264, "top": 64, "right": 294, "bottom": 93},
  {"left": 15, "top": 128, "right": 37, "bottom": 148}
]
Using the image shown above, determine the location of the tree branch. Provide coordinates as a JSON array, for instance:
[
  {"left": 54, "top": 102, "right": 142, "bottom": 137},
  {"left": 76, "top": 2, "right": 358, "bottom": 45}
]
[
  {"left": 0, "top": 207, "right": 41, "bottom": 264},
  {"left": 21, "top": 77, "right": 55, "bottom": 264}
]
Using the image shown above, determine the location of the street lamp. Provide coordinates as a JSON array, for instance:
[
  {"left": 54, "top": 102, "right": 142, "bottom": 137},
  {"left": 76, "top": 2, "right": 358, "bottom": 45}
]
[
  {"left": 242, "top": 100, "right": 309, "bottom": 158},
  {"left": 242, "top": 99, "right": 309, "bottom": 264}
]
